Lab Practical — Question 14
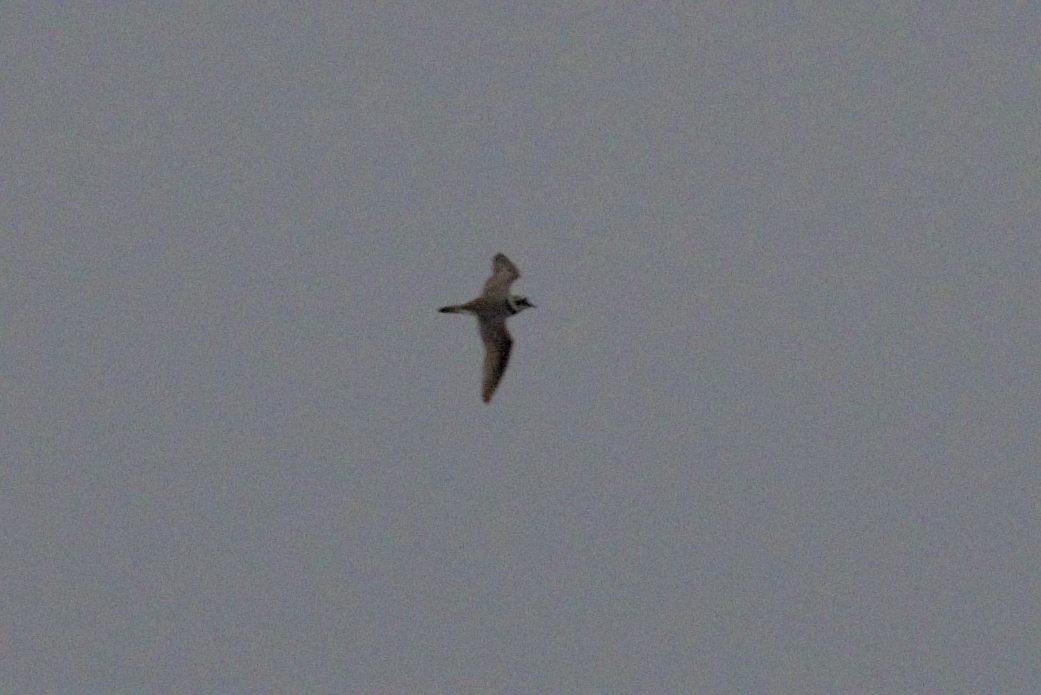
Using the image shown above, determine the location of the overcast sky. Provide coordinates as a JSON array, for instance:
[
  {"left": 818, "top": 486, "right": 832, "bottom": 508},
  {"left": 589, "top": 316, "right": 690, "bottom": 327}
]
[{"left": 4, "top": 3, "right": 1040, "bottom": 692}]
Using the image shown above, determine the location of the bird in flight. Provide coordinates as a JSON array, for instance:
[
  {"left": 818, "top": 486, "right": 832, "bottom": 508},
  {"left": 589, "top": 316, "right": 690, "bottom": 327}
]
[{"left": 438, "top": 253, "right": 535, "bottom": 403}]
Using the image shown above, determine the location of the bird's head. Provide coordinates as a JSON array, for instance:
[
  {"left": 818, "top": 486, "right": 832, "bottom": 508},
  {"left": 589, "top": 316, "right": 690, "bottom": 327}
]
[{"left": 508, "top": 295, "right": 536, "bottom": 313}]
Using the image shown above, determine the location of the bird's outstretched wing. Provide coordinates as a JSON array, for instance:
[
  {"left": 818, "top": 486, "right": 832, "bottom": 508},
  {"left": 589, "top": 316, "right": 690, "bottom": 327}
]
[
  {"left": 479, "top": 317, "right": 513, "bottom": 403},
  {"left": 481, "top": 253, "right": 520, "bottom": 299}
]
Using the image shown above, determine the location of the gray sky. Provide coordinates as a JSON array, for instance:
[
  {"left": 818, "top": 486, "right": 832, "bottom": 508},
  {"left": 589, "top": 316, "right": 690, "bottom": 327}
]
[{"left": 4, "top": 3, "right": 1040, "bottom": 692}]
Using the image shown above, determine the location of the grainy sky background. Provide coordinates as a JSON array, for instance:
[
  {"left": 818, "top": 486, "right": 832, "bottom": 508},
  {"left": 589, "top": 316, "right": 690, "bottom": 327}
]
[{"left": 4, "top": 2, "right": 1040, "bottom": 692}]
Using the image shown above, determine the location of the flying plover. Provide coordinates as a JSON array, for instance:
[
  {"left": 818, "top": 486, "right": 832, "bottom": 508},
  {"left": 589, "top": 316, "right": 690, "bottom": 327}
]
[{"left": 438, "top": 253, "right": 535, "bottom": 403}]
